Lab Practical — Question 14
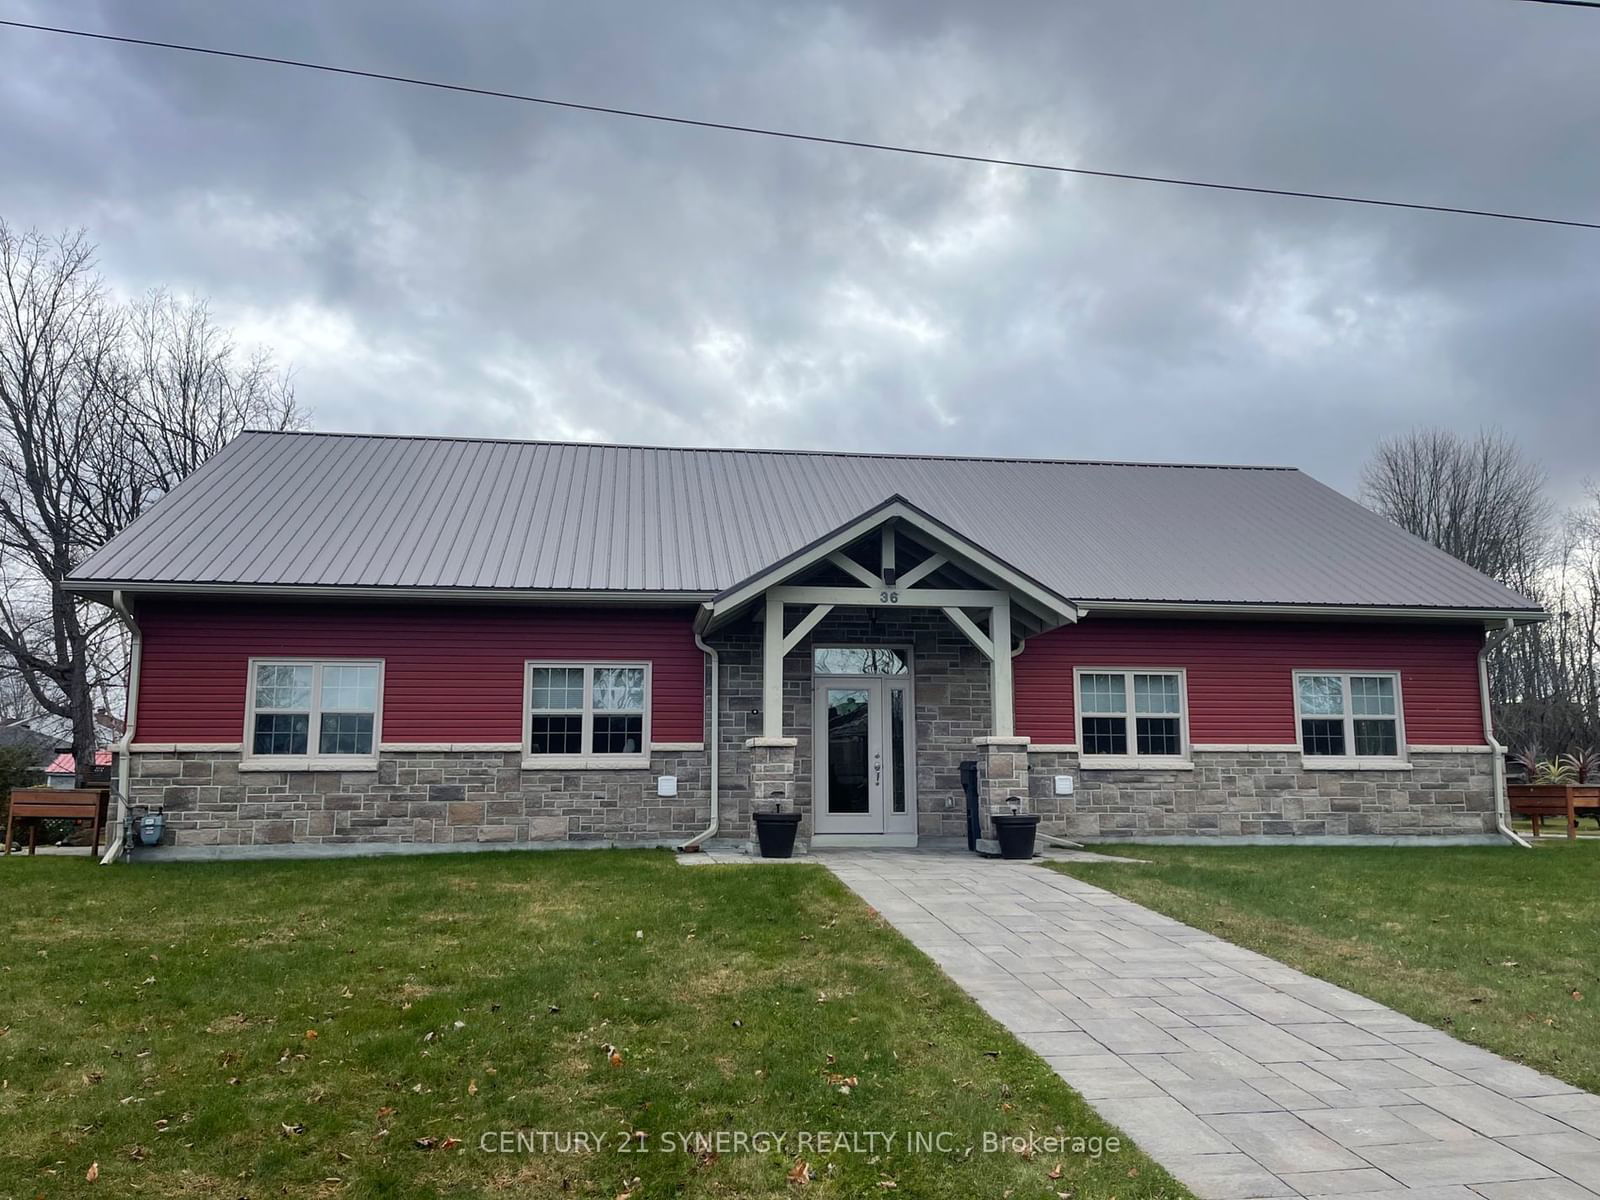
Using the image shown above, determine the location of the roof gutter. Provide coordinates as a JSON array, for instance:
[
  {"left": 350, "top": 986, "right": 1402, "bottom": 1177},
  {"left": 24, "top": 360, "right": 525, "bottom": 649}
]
[
  {"left": 1079, "top": 600, "right": 1547, "bottom": 624},
  {"left": 101, "top": 590, "right": 142, "bottom": 866},
  {"left": 679, "top": 605, "right": 720, "bottom": 851},
  {"left": 1481, "top": 618, "right": 1530, "bottom": 850}
]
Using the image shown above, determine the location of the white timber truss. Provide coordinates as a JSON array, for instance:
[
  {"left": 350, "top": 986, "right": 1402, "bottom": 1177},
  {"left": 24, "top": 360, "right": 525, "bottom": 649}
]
[{"left": 700, "top": 496, "right": 1080, "bottom": 743}]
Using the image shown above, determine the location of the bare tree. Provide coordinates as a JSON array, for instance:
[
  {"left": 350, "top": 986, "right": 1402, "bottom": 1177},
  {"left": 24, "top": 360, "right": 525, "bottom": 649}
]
[
  {"left": 1362, "top": 427, "right": 1600, "bottom": 756},
  {"left": 0, "top": 219, "right": 300, "bottom": 780},
  {"left": 1360, "top": 427, "right": 1552, "bottom": 592}
]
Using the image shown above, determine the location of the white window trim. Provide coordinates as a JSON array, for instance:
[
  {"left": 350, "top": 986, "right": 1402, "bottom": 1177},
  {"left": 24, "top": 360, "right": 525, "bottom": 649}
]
[
  {"left": 524, "top": 661, "right": 652, "bottom": 770},
  {"left": 1293, "top": 669, "right": 1409, "bottom": 769},
  {"left": 1073, "top": 667, "right": 1190, "bottom": 769},
  {"left": 242, "top": 657, "right": 384, "bottom": 771}
]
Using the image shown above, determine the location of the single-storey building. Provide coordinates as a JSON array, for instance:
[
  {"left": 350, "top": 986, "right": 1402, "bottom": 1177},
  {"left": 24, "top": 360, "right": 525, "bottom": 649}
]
[{"left": 66, "top": 432, "right": 1544, "bottom": 852}]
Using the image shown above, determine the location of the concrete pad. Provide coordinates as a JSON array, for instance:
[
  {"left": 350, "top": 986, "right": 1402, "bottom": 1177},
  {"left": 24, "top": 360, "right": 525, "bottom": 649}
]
[
  {"left": 1356, "top": 1139, "right": 1552, "bottom": 1187},
  {"left": 1278, "top": 1167, "right": 1399, "bottom": 1195},
  {"left": 1092, "top": 1096, "right": 1238, "bottom": 1156},
  {"left": 1402, "top": 1084, "right": 1570, "bottom": 1137}
]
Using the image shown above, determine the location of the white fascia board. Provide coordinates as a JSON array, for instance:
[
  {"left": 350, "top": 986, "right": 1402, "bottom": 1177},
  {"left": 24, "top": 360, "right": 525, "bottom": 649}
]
[
  {"left": 1079, "top": 599, "right": 1547, "bottom": 624},
  {"left": 62, "top": 580, "right": 715, "bottom": 604},
  {"left": 706, "top": 500, "right": 1079, "bottom": 627}
]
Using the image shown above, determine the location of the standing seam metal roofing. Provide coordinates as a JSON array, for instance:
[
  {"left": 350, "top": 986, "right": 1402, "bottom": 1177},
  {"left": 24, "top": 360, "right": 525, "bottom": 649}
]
[{"left": 67, "top": 431, "right": 1542, "bottom": 613}]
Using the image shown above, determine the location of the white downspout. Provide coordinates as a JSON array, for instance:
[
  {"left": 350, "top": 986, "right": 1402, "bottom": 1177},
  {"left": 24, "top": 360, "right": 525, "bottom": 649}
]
[
  {"left": 679, "top": 611, "right": 720, "bottom": 850},
  {"left": 1011, "top": 628, "right": 1086, "bottom": 852},
  {"left": 1481, "top": 618, "right": 1529, "bottom": 849},
  {"left": 101, "top": 590, "right": 142, "bottom": 865}
]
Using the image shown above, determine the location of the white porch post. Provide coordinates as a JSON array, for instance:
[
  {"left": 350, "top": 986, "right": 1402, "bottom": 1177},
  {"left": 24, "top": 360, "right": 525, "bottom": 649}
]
[
  {"left": 990, "top": 597, "right": 1014, "bottom": 737},
  {"left": 762, "top": 590, "right": 785, "bottom": 739}
]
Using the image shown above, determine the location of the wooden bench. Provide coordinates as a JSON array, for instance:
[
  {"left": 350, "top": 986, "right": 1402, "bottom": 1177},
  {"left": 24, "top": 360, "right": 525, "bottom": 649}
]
[
  {"left": 4, "top": 788, "right": 110, "bottom": 857},
  {"left": 1507, "top": 783, "right": 1600, "bottom": 840}
]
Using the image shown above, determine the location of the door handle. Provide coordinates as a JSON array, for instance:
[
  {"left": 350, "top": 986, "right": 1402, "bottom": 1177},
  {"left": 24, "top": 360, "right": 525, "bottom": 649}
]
[{"left": 873, "top": 751, "right": 882, "bottom": 786}]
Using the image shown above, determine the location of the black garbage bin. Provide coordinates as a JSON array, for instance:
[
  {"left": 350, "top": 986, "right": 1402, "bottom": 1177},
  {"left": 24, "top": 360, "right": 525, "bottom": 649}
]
[
  {"left": 991, "top": 808, "right": 1040, "bottom": 860},
  {"left": 959, "top": 760, "right": 980, "bottom": 851}
]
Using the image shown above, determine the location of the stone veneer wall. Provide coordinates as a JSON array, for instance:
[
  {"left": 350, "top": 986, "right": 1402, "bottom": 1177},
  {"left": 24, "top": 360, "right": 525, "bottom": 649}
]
[
  {"left": 131, "top": 749, "right": 710, "bottom": 847},
  {"left": 1024, "top": 749, "right": 1496, "bottom": 839}
]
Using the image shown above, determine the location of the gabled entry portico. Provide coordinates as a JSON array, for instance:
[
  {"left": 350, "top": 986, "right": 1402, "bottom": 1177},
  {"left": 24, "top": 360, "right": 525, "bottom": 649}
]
[{"left": 699, "top": 496, "right": 1079, "bottom": 847}]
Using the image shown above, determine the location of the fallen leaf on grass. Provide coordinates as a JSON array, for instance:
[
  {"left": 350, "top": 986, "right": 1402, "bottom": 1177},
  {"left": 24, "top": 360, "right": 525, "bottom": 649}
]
[
  {"left": 604, "top": 1044, "right": 624, "bottom": 1068},
  {"left": 1573, "top": 990, "right": 1585, "bottom": 1001},
  {"left": 1048, "top": 1162, "right": 1063, "bottom": 1180},
  {"left": 787, "top": 1158, "right": 813, "bottom": 1185},
  {"left": 280, "top": 1123, "right": 305, "bottom": 1137},
  {"left": 467, "top": 1080, "right": 478, "bottom": 1096},
  {"left": 85, "top": 1163, "right": 98, "bottom": 1183},
  {"left": 305, "top": 1030, "right": 318, "bottom": 1040}
]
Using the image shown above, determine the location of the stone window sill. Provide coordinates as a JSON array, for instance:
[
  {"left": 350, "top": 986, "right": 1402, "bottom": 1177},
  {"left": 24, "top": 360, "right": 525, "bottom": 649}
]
[
  {"left": 1078, "top": 756, "right": 1194, "bottom": 771},
  {"left": 522, "top": 756, "right": 651, "bottom": 771},
  {"left": 1301, "top": 757, "right": 1412, "bottom": 772},
  {"left": 240, "top": 756, "right": 379, "bottom": 773}
]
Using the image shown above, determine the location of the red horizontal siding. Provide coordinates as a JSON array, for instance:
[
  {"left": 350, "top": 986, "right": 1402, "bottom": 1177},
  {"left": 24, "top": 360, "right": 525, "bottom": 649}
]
[
  {"left": 133, "top": 600, "right": 705, "bottom": 744},
  {"left": 1014, "top": 618, "right": 1487, "bottom": 746}
]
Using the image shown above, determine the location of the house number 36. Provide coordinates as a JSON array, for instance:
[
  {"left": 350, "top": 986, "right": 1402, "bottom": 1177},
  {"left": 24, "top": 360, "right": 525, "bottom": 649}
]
[{"left": 878, "top": 590, "right": 899, "bottom": 604}]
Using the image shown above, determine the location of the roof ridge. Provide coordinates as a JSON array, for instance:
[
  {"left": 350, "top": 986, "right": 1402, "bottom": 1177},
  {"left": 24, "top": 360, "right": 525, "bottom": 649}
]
[{"left": 240, "top": 428, "right": 1300, "bottom": 473}]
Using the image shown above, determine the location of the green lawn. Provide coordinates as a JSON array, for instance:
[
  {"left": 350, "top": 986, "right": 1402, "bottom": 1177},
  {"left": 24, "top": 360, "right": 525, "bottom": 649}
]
[
  {"left": 0, "top": 851, "right": 1188, "bottom": 1199},
  {"left": 1052, "top": 841, "right": 1600, "bottom": 1095}
]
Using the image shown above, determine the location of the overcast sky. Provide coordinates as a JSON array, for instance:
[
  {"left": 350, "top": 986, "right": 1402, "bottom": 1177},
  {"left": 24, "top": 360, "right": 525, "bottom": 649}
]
[{"left": 2, "top": 0, "right": 1596, "bottom": 502}]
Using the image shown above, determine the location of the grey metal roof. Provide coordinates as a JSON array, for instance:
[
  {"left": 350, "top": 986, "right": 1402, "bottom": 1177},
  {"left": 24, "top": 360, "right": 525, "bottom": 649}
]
[{"left": 67, "top": 431, "right": 1541, "bottom": 614}]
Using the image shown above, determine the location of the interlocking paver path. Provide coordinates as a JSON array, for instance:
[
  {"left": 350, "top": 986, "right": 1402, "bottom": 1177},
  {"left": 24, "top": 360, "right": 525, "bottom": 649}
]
[{"left": 821, "top": 849, "right": 1600, "bottom": 1200}]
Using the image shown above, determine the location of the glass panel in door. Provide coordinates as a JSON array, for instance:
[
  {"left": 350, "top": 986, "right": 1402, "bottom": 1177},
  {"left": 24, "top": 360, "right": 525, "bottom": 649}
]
[{"left": 826, "top": 688, "right": 872, "bottom": 815}]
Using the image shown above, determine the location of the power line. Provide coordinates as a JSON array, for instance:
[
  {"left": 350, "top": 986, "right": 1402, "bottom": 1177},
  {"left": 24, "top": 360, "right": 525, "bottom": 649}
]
[
  {"left": 2, "top": 17, "right": 1596, "bottom": 232},
  {"left": 1509, "top": 0, "right": 1600, "bottom": 8}
]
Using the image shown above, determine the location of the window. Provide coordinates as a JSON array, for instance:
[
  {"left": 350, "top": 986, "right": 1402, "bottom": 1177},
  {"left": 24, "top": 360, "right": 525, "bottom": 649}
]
[
  {"left": 813, "top": 647, "right": 909, "bottom": 675},
  {"left": 1076, "top": 669, "right": 1187, "bottom": 763},
  {"left": 1295, "top": 672, "right": 1404, "bottom": 762},
  {"left": 527, "top": 663, "right": 649, "bottom": 762},
  {"left": 246, "top": 660, "right": 381, "bottom": 762}
]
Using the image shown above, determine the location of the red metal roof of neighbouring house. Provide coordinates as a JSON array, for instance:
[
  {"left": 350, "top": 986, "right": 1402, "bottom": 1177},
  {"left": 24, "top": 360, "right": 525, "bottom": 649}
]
[
  {"left": 64, "top": 430, "right": 1544, "bottom": 617},
  {"left": 45, "top": 751, "right": 113, "bottom": 775}
]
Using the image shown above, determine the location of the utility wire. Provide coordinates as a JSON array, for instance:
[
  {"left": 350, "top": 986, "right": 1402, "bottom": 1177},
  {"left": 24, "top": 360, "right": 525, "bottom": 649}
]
[
  {"left": 1509, "top": 0, "right": 1600, "bottom": 8},
  {"left": 2, "top": 17, "right": 1596, "bottom": 232}
]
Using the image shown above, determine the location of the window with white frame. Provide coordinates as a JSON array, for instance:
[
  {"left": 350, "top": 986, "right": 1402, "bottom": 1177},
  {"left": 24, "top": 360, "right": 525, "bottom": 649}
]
[
  {"left": 527, "top": 663, "right": 648, "bottom": 759},
  {"left": 1077, "top": 670, "right": 1186, "bottom": 759},
  {"left": 247, "top": 660, "right": 382, "bottom": 760},
  {"left": 1295, "top": 672, "right": 1403, "bottom": 760}
]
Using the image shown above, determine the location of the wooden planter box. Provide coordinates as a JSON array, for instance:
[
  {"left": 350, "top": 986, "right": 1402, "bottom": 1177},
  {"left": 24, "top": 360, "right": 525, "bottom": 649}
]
[
  {"left": 1507, "top": 783, "right": 1600, "bottom": 839},
  {"left": 4, "top": 788, "right": 111, "bottom": 857}
]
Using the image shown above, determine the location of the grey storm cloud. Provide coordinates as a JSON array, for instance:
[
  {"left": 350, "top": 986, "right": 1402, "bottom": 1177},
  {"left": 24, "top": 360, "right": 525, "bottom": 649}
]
[{"left": 0, "top": 0, "right": 1596, "bottom": 500}]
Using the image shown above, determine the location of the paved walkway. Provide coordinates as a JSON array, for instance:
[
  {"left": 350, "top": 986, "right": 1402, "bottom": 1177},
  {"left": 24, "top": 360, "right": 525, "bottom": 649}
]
[{"left": 821, "top": 850, "right": 1600, "bottom": 1200}]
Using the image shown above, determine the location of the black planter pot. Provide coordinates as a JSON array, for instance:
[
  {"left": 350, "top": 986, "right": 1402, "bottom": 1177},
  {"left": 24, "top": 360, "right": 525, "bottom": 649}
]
[
  {"left": 752, "top": 810, "right": 802, "bottom": 858},
  {"left": 991, "top": 811, "right": 1041, "bottom": 860}
]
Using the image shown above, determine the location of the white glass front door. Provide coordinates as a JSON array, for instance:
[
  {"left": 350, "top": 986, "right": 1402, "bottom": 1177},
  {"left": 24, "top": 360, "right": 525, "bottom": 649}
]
[{"left": 813, "top": 673, "right": 915, "bottom": 836}]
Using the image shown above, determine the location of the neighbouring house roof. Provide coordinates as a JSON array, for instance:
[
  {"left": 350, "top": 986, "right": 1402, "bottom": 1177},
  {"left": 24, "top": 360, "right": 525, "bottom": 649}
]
[
  {"left": 66, "top": 431, "right": 1543, "bottom": 618},
  {"left": 45, "top": 751, "right": 113, "bottom": 776},
  {"left": 0, "top": 720, "right": 62, "bottom": 765}
]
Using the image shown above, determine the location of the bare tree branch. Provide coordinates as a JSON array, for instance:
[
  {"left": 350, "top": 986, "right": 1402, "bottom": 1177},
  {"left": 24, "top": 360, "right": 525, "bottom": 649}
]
[{"left": 0, "top": 218, "right": 302, "bottom": 778}]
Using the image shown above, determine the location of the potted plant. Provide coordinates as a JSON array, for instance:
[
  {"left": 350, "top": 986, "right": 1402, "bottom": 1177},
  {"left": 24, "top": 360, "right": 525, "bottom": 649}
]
[
  {"left": 1509, "top": 746, "right": 1600, "bottom": 838},
  {"left": 990, "top": 797, "right": 1040, "bottom": 860},
  {"left": 752, "top": 797, "right": 802, "bottom": 858}
]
